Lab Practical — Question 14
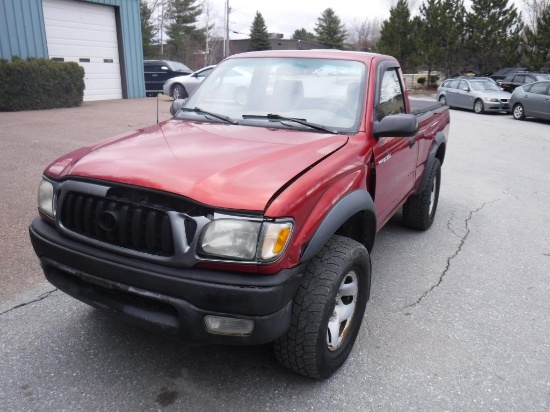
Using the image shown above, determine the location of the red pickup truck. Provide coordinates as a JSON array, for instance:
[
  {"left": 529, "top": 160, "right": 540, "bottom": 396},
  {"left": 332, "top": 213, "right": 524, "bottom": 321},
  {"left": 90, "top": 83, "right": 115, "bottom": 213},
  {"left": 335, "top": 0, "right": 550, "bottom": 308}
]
[{"left": 30, "top": 50, "right": 450, "bottom": 378}]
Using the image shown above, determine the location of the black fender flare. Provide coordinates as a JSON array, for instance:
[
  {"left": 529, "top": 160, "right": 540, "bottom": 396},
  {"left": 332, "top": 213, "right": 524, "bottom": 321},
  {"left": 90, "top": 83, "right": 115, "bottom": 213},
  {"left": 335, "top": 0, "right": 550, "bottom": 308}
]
[
  {"left": 300, "top": 190, "right": 376, "bottom": 263},
  {"left": 416, "top": 131, "right": 446, "bottom": 194}
]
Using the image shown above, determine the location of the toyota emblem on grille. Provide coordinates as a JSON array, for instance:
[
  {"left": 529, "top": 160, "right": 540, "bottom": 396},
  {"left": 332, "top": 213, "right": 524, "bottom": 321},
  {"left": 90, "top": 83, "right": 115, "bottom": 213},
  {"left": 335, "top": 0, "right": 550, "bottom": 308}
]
[{"left": 99, "top": 211, "right": 118, "bottom": 232}]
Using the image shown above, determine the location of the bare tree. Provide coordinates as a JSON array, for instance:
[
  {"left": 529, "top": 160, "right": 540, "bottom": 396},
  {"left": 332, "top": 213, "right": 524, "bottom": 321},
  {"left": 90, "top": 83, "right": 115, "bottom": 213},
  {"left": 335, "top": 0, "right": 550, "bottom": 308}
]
[
  {"left": 521, "top": 0, "right": 550, "bottom": 29},
  {"left": 346, "top": 18, "right": 381, "bottom": 51}
]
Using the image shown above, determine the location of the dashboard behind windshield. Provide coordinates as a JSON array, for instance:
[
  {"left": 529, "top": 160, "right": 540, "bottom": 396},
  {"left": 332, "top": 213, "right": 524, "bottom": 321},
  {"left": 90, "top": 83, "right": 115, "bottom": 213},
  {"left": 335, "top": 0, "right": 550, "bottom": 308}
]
[{"left": 178, "top": 57, "right": 367, "bottom": 132}]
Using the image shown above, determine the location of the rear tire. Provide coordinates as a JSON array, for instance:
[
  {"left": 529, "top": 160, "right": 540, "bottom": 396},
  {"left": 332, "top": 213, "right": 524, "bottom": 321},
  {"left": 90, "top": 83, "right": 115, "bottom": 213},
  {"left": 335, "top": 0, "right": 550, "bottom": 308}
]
[
  {"left": 438, "top": 95, "right": 447, "bottom": 106},
  {"left": 402, "top": 158, "right": 441, "bottom": 230},
  {"left": 273, "top": 236, "right": 371, "bottom": 379},
  {"left": 512, "top": 103, "right": 525, "bottom": 120}
]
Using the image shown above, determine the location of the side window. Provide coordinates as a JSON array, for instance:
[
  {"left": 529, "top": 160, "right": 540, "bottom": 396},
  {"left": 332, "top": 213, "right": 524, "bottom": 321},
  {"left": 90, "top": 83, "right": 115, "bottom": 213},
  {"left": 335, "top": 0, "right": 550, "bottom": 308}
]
[
  {"left": 529, "top": 82, "right": 548, "bottom": 95},
  {"left": 377, "top": 68, "right": 405, "bottom": 121},
  {"left": 458, "top": 80, "right": 469, "bottom": 90},
  {"left": 449, "top": 80, "right": 459, "bottom": 88},
  {"left": 196, "top": 68, "right": 213, "bottom": 78},
  {"left": 145, "top": 64, "right": 162, "bottom": 72},
  {"left": 514, "top": 75, "right": 525, "bottom": 83}
]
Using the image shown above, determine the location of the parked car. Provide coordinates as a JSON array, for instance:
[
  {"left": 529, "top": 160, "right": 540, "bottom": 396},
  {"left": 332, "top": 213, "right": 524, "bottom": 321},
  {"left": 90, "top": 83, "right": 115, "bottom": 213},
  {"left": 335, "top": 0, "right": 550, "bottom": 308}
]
[
  {"left": 490, "top": 67, "right": 528, "bottom": 83},
  {"left": 144, "top": 59, "right": 193, "bottom": 96},
  {"left": 437, "top": 77, "right": 511, "bottom": 114},
  {"left": 184, "top": 66, "right": 252, "bottom": 105},
  {"left": 510, "top": 81, "right": 550, "bottom": 121},
  {"left": 163, "top": 65, "right": 216, "bottom": 100},
  {"left": 500, "top": 72, "right": 550, "bottom": 93}
]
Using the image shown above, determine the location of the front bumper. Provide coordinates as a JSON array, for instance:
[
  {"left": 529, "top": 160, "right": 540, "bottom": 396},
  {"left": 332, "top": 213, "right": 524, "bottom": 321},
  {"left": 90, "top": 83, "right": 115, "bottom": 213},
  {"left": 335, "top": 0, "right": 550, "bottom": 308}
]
[
  {"left": 484, "top": 101, "right": 510, "bottom": 111},
  {"left": 29, "top": 218, "right": 303, "bottom": 344}
]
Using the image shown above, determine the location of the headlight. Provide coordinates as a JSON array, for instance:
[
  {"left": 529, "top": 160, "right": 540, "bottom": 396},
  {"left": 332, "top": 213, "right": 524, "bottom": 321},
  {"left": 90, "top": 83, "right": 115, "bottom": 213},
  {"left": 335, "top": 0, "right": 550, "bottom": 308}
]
[
  {"left": 198, "top": 218, "right": 293, "bottom": 263},
  {"left": 38, "top": 178, "right": 54, "bottom": 218},
  {"left": 484, "top": 97, "right": 499, "bottom": 102}
]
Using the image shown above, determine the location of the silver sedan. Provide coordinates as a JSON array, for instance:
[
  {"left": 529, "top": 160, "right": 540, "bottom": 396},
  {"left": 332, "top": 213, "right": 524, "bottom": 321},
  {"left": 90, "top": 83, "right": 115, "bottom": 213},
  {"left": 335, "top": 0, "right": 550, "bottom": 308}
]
[
  {"left": 437, "top": 78, "right": 512, "bottom": 114},
  {"left": 163, "top": 65, "right": 216, "bottom": 100},
  {"left": 510, "top": 81, "right": 550, "bottom": 121}
]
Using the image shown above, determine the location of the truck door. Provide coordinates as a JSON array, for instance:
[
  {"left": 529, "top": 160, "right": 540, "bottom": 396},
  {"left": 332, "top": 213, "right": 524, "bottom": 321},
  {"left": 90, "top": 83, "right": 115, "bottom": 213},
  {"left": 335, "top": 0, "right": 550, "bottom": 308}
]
[{"left": 372, "top": 66, "right": 418, "bottom": 226}]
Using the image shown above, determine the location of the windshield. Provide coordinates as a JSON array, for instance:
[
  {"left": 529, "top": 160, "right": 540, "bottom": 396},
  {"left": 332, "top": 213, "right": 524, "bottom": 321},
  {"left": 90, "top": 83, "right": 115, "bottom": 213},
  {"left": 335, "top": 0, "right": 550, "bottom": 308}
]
[
  {"left": 535, "top": 74, "right": 550, "bottom": 81},
  {"left": 470, "top": 81, "right": 500, "bottom": 91},
  {"left": 178, "top": 57, "right": 367, "bottom": 132},
  {"left": 170, "top": 61, "right": 192, "bottom": 72}
]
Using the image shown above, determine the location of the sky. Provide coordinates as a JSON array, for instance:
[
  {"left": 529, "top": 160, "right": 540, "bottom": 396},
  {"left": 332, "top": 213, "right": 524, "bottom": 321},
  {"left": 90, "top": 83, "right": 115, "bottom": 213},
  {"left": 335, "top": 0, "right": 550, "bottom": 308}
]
[
  {"left": 205, "top": 0, "right": 392, "bottom": 40},
  {"left": 203, "top": 0, "right": 527, "bottom": 40}
]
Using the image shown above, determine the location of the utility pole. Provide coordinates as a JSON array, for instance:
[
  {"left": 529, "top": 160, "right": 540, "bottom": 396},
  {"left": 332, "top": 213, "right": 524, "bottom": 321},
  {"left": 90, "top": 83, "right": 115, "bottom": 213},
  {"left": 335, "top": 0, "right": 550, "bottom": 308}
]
[
  {"left": 204, "top": 1, "right": 210, "bottom": 65},
  {"left": 224, "top": 0, "right": 230, "bottom": 58},
  {"left": 160, "top": 0, "right": 165, "bottom": 58}
]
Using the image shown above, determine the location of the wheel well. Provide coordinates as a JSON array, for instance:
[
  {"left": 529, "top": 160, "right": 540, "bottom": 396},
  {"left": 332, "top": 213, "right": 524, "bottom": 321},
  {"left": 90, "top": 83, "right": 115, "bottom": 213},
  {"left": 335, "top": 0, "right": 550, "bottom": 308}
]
[{"left": 334, "top": 210, "right": 376, "bottom": 253}]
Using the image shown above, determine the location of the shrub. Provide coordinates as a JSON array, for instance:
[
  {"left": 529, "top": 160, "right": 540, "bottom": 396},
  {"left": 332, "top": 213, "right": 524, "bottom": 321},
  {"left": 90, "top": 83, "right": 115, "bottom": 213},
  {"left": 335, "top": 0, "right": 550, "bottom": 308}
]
[
  {"left": 0, "top": 57, "right": 85, "bottom": 111},
  {"left": 417, "top": 76, "right": 426, "bottom": 85}
]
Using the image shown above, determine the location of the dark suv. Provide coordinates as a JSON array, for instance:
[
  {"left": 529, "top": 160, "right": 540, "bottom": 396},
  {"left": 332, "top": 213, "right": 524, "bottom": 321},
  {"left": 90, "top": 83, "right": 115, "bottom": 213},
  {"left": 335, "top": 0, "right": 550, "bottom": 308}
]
[
  {"left": 144, "top": 60, "right": 193, "bottom": 96},
  {"left": 500, "top": 72, "right": 550, "bottom": 93}
]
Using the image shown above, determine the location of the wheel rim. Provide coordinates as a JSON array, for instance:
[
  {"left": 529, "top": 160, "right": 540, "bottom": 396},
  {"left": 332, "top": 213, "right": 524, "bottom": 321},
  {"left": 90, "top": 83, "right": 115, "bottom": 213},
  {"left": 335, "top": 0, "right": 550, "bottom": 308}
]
[
  {"left": 173, "top": 86, "right": 180, "bottom": 100},
  {"left": 513, "top": 105, "right": 523, "bottom": 119},
  {"left": 474, "top": 101, "right": 482, "bottom": 113},
  {"left": 327, "top": 270, "right": 359, "bottom": 352},
  {"left": 439, "top": 96, "right": 446, "bottom": 105}
]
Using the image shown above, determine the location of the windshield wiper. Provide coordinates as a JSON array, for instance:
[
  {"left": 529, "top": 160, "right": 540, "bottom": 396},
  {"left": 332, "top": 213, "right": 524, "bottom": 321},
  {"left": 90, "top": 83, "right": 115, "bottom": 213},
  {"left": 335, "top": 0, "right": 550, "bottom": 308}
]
[
  {"left": 242, "top": 113, "right": 338, "bottom": 134},
  {"left": 180, "top": 107, "right": 237, "bottom": 124}
]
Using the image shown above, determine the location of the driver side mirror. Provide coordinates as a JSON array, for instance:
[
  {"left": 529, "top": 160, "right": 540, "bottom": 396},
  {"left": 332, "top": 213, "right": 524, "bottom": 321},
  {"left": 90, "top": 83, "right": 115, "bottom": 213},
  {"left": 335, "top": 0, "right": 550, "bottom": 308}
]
[
  {"left": 170, "top": 98, "right": 187, "bottom": 116},
  {"left": 161, "top": 66, "right": 168, "bottom": 71},
  {"left": 373, "top": 114, "right": 419, "bottom": 139}
]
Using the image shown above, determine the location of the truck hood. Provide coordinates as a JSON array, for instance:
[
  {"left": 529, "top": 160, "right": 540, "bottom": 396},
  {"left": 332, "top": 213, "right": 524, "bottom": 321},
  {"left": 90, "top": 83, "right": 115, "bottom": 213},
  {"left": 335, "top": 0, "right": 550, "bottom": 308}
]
[{"left": 48, "top": 120, "right": 348, "bottom": 211}]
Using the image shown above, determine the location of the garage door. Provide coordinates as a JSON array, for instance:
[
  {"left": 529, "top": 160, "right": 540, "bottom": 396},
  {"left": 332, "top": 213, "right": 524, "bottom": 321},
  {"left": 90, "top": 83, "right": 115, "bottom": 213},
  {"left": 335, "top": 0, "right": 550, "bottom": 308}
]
[{"left": 42, "top": 0, "right": 123, "bottom": 101}]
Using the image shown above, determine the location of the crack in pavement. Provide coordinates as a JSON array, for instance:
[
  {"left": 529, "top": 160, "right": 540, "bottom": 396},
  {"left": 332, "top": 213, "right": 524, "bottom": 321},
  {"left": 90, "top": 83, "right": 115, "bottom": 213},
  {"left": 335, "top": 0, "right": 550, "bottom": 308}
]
[
  {"left": 446, "top": 214, "right": 462, "bottom": 239},
  {"left": 0, "top": 288, "right": 58, "bottom": 316},
  {"left": 405, "top": 199, "right": 501, "bottom": 308}
]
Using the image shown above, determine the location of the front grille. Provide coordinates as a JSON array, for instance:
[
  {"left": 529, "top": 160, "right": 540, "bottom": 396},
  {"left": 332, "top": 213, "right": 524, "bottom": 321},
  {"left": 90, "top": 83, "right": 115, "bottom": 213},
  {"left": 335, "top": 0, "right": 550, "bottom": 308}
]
[{"left": 60, "top": 192, "right": 174, "bottom": 256}]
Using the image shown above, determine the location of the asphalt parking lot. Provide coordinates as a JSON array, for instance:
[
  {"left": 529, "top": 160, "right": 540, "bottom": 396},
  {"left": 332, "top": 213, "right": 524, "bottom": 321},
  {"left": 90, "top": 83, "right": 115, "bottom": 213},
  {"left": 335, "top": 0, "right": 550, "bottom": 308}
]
[{"left": 1, "top": 98, "right": 549, "bottom": 411}]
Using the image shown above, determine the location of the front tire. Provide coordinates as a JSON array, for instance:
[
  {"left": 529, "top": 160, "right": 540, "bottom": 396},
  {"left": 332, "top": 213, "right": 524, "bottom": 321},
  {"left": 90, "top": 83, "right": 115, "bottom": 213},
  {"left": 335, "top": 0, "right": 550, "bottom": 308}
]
[
  {"left": 172, "top": 84, "right": 187, "bottom": 100},
  {"left": 512, "top": 103, "right": 525, "bottom": 120},
  {"left": 274, "top": 236, "right": 371, "bottom": 379},
  {"left": 402, "top": 158, "right": 441, "bottom": 230},
  {"left": 438, "top": 95, "right": 447, "bottom": 106},
  {"left": 473, "top": 99, "right": 484, "bottom": 114}
]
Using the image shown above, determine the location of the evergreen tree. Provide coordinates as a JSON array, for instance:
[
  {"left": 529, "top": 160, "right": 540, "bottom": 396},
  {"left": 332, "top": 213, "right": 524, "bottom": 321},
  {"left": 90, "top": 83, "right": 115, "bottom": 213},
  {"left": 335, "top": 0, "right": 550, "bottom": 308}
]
[
  {"left": 376, "top": 0, "right": 416, "bottom": 72},
  {"left": 314, "top": 8, "right": 347, "bottom": 49},
  {"left": 140, "top": 0, "right": 157, "bottom": 59},
  {"left": 248, "top": 11, "right": 271, "bottom": 51},
  {"left": 464, "top": 0, "right": 523, "bottom": 74},
  {"left": 439, "top": 0, "right": 467, "bottom": 77},
  {"left": 524, "top": 7, "right": 550, "bottom": 69},
  {"left": 165, "top": 0, "right": 205, "bottom": 63},
  {"left": 416, "top": 0, "right": 466, "bottom": 81},
  {"left": 292, "top": 28, "right": 317, "bottom": 41},
  {"left": 417, "top": 0, "right": 444, "bottom": 84}
]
